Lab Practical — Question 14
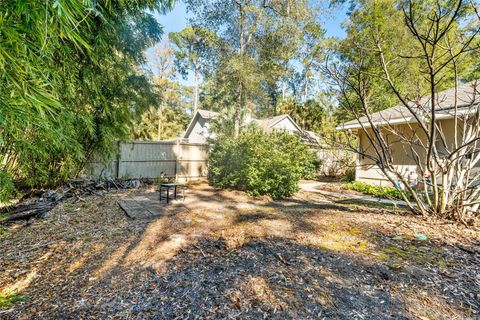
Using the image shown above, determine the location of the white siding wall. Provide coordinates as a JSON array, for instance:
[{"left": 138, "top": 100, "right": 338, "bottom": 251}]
[
  {"left": 271, "top": 118, "right": 300, "bottom": 132},
  {"left": 186, "top": 117, "right": 216, "bottom": 143}
]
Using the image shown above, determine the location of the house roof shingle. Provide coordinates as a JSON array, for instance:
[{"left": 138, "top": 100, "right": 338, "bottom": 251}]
[
  {"left": 195, "top": 109, "right": 294, "bottom": 130},
  {"left": 337, "top": 81, "right": 480, "bottom": 130},
  {"left": 185, "top": 109, "right": 320, "bottom": 145},
  {"left": 197, "top": 109, "right": 220, "bottom": 119},
  {"left": 251, "top": 114, "right": 288, "bottom": 131}
]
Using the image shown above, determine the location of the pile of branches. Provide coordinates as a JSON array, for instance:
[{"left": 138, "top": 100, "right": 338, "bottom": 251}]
[{"left": 0, "top": 179, "right": 146, "bottom": 224}]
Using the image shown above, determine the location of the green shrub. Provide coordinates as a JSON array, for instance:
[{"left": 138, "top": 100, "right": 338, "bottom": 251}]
[
  {"left": 208, "top": 129, "right": 318, "bottom": 199},
  {"left": 0, "top": 293, "right": 24, "bottom": 308},
  {"left": 344, "top": 181, "right": 409, "bottom": 200},
  {"left": 0, "top": 170, "right": 16, "bottom": 203},
  {"left": 343, "top": 167, "right": 356, "bottom": 182}
]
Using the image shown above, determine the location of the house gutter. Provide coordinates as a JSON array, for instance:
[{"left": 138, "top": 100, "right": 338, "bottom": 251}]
[{"left": 336, "top": 108, "right": 475, "bottom": 131}]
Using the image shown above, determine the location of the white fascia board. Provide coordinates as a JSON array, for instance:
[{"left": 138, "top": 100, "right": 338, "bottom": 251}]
[
  {"left": 336, "top": 107, "right": 478, "bottom": 131},
  {"left": 336, "top": 116, "right": 416, "bottom": 130}
]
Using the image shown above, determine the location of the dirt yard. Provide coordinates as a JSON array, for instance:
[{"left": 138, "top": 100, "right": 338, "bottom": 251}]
[{"left": 1, "top": 182, "right": 479, "bottom": 319}]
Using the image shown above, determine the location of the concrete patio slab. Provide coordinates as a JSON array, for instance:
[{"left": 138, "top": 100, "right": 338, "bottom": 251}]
[
  {"left": 299, "top": 181, "right": 408, "bottom": 207},
  {"left": 118, "top": 191, "right": 170, "bottom": 219}
]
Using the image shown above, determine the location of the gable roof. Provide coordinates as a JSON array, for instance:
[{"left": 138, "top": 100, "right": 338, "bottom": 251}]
[
  {"left": 183, "top": 109, "right": 302, "bottom": 138},
  {"left": 251, "top": 114, "right": 285, "bottom": 130},
  {"left": 251, "top": 114, "right": 303, "bottom": 132},
  {"left": 197, "top": 109, "right": 219, "bottom": 119},
  {"left": 301, "top": 130, "right": 323, "bottom": 146},
  {"left": 337, "top": 81, "right": 480, "bottom": 130}
]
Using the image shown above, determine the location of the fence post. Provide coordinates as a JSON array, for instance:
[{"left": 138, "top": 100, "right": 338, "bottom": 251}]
[
  {"left": 116, "top": 141, "right": 121, "bottom": 179},
  {"left": 174, "top": 139, "right": 180, "bottom": 181}
]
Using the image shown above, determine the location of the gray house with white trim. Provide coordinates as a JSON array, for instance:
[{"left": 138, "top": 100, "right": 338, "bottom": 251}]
[{"left": 183, "top": 109, "right": 320, "bottom": 144}]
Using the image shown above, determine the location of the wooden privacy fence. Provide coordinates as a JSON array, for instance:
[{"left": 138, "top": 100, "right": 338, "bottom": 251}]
[
  {"left": 85, "top": 141, "right": 209, "bottom": 180},
  {"left": 86, "top": 140, "right": 353, "bottom": 181}
]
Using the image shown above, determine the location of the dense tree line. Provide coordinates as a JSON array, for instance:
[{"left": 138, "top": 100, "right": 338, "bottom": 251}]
[
  {"left": 166, "top": 0, "right": 479, "bottom": 138},
  {"left": 132, "top": 41, "right": 191, "bottom": 141},
  {"left": 3, "top": 0, "right": 479, "bottom": 203},
  {"left": 0, "top": 0, "right": 174, "bottom": 200},
  {"left": 169, "top": 0, "right": 328, "bottom": 136}
]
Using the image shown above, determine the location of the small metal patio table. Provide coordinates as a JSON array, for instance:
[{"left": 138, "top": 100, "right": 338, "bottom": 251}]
[{"left": 160, "top": 183, "right": 187, "bottom": 203}]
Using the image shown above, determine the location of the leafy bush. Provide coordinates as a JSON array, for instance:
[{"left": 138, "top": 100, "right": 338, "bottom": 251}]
[
  {"left": 0, "top": 1, "right": 172, "bottom": 201},
  {"left": 344, "top": 181, "right": 409, "bottom": 200},
  {"left": 343, "top": 167, "right": 356, "bottom": 182},
  {"left": 0, "top": 170, "right": 16, "bottom": 203},
  {"left": 208, "top": 129, "right": 318, "bottom": 199}
]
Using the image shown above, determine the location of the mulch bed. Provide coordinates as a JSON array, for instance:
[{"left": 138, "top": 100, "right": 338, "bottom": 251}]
[
  {"left": 6, "top": 236, "right": 478, "bottom": 319},
  {"left": 0, "top": 184, "right": 479, "bottom": 319}
]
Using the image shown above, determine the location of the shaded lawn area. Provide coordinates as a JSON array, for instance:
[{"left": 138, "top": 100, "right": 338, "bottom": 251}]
[{"left": 0, "top": 182, "right": 479, "bottom": 319}]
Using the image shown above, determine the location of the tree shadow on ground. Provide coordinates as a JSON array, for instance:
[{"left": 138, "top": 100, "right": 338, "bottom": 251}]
[
  {"left": 112, "top": 237, "right": 411, "bottom": 319},
  {"left": 1, "top": 185, "right": 479, "bottom": 320},
  {"left": 35, "top": 235, "right": 480, "bottom": 319}
]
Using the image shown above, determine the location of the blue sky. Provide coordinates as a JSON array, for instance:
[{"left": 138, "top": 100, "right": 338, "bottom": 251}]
[{"left": 149, "top": 1, "right": 349, "bottom": 85}]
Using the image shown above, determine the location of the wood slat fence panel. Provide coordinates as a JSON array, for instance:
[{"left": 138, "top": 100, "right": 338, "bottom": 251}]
[
  {"left": 86, "top": 141, "right": 353, "bottom": 181},
  {"left": 85, "top": 141, "right": 209, "bottom": 180}
]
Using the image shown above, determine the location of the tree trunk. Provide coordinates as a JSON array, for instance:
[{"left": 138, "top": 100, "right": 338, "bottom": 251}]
[
  {"left": 157, "top": 106, "right": 162, "bottom": 141},
  {"left": 193, "top": 61, "right": 199, "bottom": 113},
  {"left": 303, "top": 71, "right": 309, "bottom": 102},
  {"left": 234, "top": 83, "right": 243, "bottom": 137},
  {"left": 235, "top": 2, "right": 246, "bottom": 137}
]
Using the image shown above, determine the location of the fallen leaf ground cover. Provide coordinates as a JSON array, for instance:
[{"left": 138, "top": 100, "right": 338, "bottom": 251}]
[{"left": 0, "top": 182, "right": 479, "bottom": 319}]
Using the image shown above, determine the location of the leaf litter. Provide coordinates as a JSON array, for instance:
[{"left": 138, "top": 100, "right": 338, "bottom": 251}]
[{"left": 0, "top": 182, "right": 479, "bottom": 319}]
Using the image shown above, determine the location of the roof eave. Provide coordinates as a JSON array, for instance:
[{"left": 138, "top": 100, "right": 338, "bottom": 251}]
[
  {"left": 183, "top": 111, "right": 201, "bottom": 138},
  {"left": 336, "top": 117, "right": 417, "bottom": 130},
  {"left": 336, "top": 102, "right": 479, "bottom": 131},
  {"left": 268, "top": 115, "right": 303, "bottom": 132}
]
